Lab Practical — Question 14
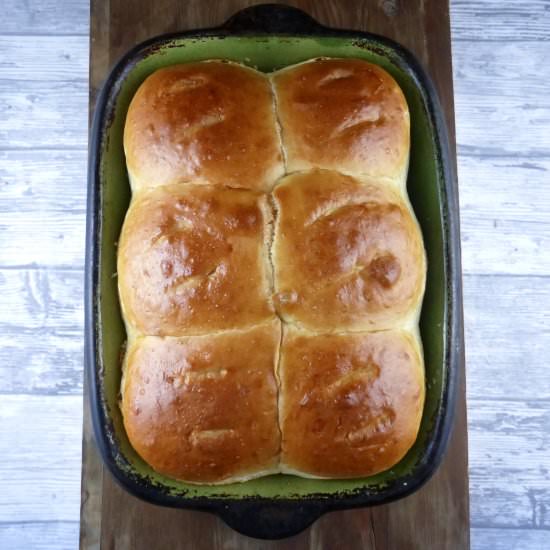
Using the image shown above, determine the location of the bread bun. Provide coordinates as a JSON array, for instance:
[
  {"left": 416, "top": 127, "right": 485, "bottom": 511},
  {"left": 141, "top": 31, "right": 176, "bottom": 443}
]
[
  {"left": 118, "top": 183, "right": 275, "bottom": 337},
  {"left": 273, "top": 58, "right": 409, "bottom": 183},
  {"left": 272, "top": 169, "right": 425, "bottom": 331},
  {"left": 279, "top": 327, "right": 424, "bottom": 477},
  {"left": 122, "top": 321, "right": 281, "bottom": 484},
  {"left": 124, "top": 61, "right": 284, "bottom": 192}
]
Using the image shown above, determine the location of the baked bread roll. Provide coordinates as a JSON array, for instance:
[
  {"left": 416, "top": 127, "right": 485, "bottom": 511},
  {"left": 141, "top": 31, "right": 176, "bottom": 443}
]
[
  {"left": 119, "top": 57, "right": 426, "bottom": 484},
  {"left": 124, "top": 61, "right": 284, "bottom": 192},
  {"left": 122, "top": 321, "right": 281, "bottom": 484},
  {"left": 272, "top": 169, "right": 425, "bottom": 331},
  {"left": 118, "top": 183, "right": 275, "bottom": 337},
  {"left": 279, "top": 328, "right": 424, "bottom": 478},
  {"left": 272, "top": 58, "right": 410, "bottom": 183}
]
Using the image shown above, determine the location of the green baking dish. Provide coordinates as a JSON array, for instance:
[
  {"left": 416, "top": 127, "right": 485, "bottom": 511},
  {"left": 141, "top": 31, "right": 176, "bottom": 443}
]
[{"left": 85, "top": 3, "right": 463, "bottom": 539}]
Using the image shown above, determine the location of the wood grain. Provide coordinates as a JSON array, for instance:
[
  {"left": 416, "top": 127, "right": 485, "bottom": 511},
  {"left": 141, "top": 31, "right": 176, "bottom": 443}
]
[
  {"left": 451, "top": 0, "right": 550, "bottom": 42},
  {"left": 471, "top": 528, "right": 550, "bottom": 550},
  {"left": 0, "top": 268, "right": 83, "bottom": 394},
  {"left": 464, "top": 275, "right": 550, "bottom": 400},
  {"left": 0, "top": 36, "right": 88, "bottom": 81},
  {"left": 469, "top": 400, "right": 550, "bottom": 529},
  {"left": 83, "top": 1, "right": 469, "bottom": 548},
  {"left": 0, "top": 522, "right": 80, "bottom": 550},
  {"left": 0, "top": 210, "right": 86, "bottom": 268},
  {"left": 459, "top": 156, "right": 550, "bottom": 275},
  {"left": 2, "top": 0, "right": 89, "bottom": 35},
  {"left": 0, "top": 395, "right": 82, "bottom": 522},
  {"left": 454, "top": 41, "right": 550, "bottom": 158},
  {"left": 0, "top": 80, "right": 88, "bottom": 149},
  {"left": 0, "top": 150, "right": 87, "bottom": 212}
]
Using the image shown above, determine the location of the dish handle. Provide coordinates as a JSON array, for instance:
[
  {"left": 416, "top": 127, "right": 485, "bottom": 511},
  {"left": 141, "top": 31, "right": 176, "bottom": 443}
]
[
  {"left": 218, "top": 501, "right": 325, "bottom": 539},
  {"left": 223, "top": 3, "right": 325, "bottom": 34}
]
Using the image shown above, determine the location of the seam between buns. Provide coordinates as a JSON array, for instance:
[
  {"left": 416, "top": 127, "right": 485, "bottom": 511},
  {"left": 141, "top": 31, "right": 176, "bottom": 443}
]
[
  {"left": 274, "top": 320, "right": 284, "bottom": 472},
  {"left": 261, "top": 193, "right": 277, "bottom": 312},
  {"left": 266, "top": 164, "right": 285, "bottom": 472},
  {"left": 268, "top": 74, "right": 288, "bottom": 172},
  {"left": 130, "top": 177, "right": 273, "bottom": 196},
  {"left": 281, "top": 317, "right": 422, "bottom": 338},
  {"left": 276, "top": 167, "right": 404, "bottom": 190},
  {"left": 123, "top": 318, "right": 282, "bottom": 341}
]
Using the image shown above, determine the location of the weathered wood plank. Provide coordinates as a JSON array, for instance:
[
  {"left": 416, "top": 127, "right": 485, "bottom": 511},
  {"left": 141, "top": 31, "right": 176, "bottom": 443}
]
[
  {"left": 451, "top": 0, "right": 550, "bottom": 42},
  {"left": 471, "top": 527, "right": 550, "bottom": 550},
  {"left": 81, "top": 5, "right": 107, "bottom": 547},
  {"left": 458, "top": 155, "right": 550, "bottom": 276},
  {"left": 0, "top": 328, "right": 83, "bottom": 394},
  {"left": 0, "top": 269, "right": 83, "bottom": 331},
  {"left": 0, "top": 268, "right": 83, "bottom": 394},
  {"left": 469, "top": 400, "right": 550, "bottom": 529},
  {"left": 0, "top": 211, "right": 86, "bottom": 268},
  {"left": 0, "top": 81, "right": 88, "bottom": 149},
  {"left": 464, "top": 274, "right": 550, "bottom": 401},
  {"left": 0, "top": 37, "right": 88, "bottom": 81},
  {"left": 2, "top": 0, "right": 89, "bottom": 35},
  {"left": 459, "top": 156, "right": 550, "bottom": 225},
  {"left": 0, "top": 522, "right": 79, "bottom": 550},
  {"left": 461, "top": 218, "right": 550, "bottom": 276},
  {"left": 0, "top": 396, "right": 82, "bottom": 522},
  {"left": 79, "top": 388, "right": 103, "bottom": 550},
  {"left": 0, "top": 150, "right": 87, "bottom": 212},
  {"left": 454, "top": 41, "right": 550, "bottom": 158}
]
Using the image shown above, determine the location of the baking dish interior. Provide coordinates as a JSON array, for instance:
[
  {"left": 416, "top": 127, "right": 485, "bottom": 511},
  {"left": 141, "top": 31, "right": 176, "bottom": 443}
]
[{"left": 93, "top": 35, "right": 449, "bottom": 500}]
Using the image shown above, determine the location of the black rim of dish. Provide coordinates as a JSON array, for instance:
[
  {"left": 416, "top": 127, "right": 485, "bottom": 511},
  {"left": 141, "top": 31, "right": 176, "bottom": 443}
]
[{"left": 85, "top": 3, "right": 462, "bottom": 540}]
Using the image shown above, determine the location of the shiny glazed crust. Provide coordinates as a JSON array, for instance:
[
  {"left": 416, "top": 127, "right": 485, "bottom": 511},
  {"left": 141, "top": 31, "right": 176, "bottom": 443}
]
[
  {"left": 272, "top": 170, "right": 425, "bottom": 331},
  {"left": 279, "top": 327, "right": 424, "bottom": 477},
  {"left": 119, "top": 58, "right": 426, "bottom": 483},
  {"left": 124, "top": 61, "right": 284, "bottom": 192},
  {"left": 272, "top": 58, "right": 410, "bottom": 182},
  {"left": 118, "top": 184, "right": 275, "bottom": 336},
  {"left": 122, "top": 321, "right": 281, "bottom": 483}
]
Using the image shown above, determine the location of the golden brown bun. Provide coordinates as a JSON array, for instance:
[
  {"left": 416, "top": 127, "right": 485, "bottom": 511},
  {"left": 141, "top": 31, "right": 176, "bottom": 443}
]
[
  {"left": 124, "top": 61, "right": 284, "bottom": 192},
  {"left": 272, "top": 58, "right": 409, "bottom": 181},
  {"left": 272, "top": 170, "right": 425, "bottom": 331},
  {"left": 279, "top": 327, "right": 424, "bottom": 478},
  {"left": 119, "top": 57, "right": 427, "bottom": 483},
  {"left": 121, "top": 321, "right": 281, "bottom": 484},
  {"left": 118, "top": 184, "right": 275, "bottom": 336}
]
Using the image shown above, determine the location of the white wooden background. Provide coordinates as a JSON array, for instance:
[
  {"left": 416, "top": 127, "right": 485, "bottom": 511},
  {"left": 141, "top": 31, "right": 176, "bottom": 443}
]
[{"left": 0, "top": 1, "right": 549, "bottom": 549}]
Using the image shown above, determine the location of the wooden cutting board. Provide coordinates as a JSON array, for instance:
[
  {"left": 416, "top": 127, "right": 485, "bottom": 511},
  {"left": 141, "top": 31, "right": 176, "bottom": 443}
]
[{"left": 81, "top": 1, "right": 469, "bottom": 548}]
